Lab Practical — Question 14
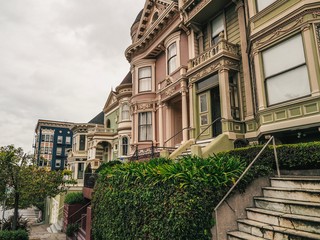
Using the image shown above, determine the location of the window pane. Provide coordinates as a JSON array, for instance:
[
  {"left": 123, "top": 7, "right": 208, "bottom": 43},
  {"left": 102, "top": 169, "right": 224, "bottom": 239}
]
[
  {"left": 139, "top": 67, "right": 151, "bottom": 78},
  {"left": 200, "top": 94, "right": 207, "bottom": 112},
  {"left": 263, "top": 34, "right": 305, "bottom": 77},
  {"left": 168, "top": 57, "right": 177, "bottom": 74},
  {"left": 139, "top": 78, "right": 151, "bottom": 91},
  {"left": 211, "top": 14, "right": 224, "bottom": 38},
  {"left": 266, "top": 65, "right": 310, "bottom": 105},
  {"left": 168, "top": 43, "right": 177, "bottom": 74},
  {"left": 168, "top": 43, "right": 177, "bottom": 58},
  {"left": 256, "top": 0, "right": 276, "bottom": 12}
]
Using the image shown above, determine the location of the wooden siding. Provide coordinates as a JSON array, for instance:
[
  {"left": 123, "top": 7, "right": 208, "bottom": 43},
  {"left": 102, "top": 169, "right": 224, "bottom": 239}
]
[{"left": 225, "top": 5, "right": 240, "bottom": 44}]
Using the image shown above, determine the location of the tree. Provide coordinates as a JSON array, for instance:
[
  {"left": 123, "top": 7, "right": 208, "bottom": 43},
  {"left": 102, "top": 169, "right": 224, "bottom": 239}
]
[{"left": 0, "top": 145, "right": 74, "bottom": 230}]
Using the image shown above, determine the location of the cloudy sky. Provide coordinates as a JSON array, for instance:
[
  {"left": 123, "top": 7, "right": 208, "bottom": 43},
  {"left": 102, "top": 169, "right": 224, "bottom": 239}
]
[{"left": 0, "top": 0, "right": 145, "bottom": 153}]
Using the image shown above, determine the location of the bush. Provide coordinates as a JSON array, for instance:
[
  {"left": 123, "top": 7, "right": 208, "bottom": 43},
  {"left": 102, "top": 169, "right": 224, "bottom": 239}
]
[
  {"left": 64, "top": 192, "right": 85, "bottom": 205},
  {"left": 92, "top": 155, "right": 244, "bottom": 240},
  {"left": 0, "top": 229, "right": 29, "bottom": 240},
  {"left": 66, "top": 223, "right": 79, "bottom": 237}
]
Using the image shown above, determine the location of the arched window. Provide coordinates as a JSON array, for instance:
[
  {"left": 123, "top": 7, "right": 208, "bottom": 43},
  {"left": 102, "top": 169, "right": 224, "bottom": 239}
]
[
  {"left": 121, "top": 104, "right": 130, "bottom": 121},
  {"left": 121, "top": 137, "right": 129, "bottom": 156},
  {"left": 106, "top": 119, "right": 111, "bottom": 128}
]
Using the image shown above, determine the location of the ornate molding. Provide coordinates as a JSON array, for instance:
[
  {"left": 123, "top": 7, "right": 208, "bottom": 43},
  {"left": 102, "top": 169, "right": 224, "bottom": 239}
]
[
  {"left": 165, "top": 87, "right": 175, "bottom": 97},
  {"left": 190, "top": 62, "right": 221, "bottom": 82}
]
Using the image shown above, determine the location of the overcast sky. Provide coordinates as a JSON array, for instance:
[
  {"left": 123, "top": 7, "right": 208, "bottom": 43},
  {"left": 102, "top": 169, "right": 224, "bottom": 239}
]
[{"left": 0, "top": 0, "right": 145, "bottom": 153}]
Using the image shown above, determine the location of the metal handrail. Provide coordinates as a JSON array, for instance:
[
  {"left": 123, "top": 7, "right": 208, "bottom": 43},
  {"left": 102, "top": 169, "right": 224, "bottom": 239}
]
[
  {"left": 164, "top": 127, "right": 193, "bottom": 146},
  {"left": 195, "top": 117, "right": 224, "bottom": 141},
  {"left": 214, "top": 136, "right": 280, "bottom": 240},
  {"left": 68, "top": 201, "right": 91, "bottom": 220}
]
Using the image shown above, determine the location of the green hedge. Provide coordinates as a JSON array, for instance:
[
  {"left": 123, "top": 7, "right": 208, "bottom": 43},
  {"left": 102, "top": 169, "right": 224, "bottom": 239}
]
[
  {"left": 0, "top": 230, "right": 29, "bottom": 240},
  {"left": 92, "top": 142, "right": 320, "bottom": 240},
  {"left": 92, "top": 156, "right": 244, "bottom": 240},
  {"left": 64, "top": 192, "right": 85, "bottom": 205}
]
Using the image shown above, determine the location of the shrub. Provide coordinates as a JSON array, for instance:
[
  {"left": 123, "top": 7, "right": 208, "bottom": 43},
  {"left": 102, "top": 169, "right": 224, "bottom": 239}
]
[
  {"left": 64, "top": 192, "right": 85, "bottom": 205},
  {"left": 0, "top": 229, "right": 29, "bottom": 240},
  {"left": 66, "top": 223, "right": 79, "bottom": 237},
  {"left": 92, "top": 155, "right": 244, "bottom": 240}
]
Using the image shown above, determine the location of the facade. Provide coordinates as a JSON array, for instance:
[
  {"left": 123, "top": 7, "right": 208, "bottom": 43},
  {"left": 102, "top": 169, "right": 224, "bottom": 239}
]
[{"left": 34, "top": 120, "right": 73, "bottom": 170}]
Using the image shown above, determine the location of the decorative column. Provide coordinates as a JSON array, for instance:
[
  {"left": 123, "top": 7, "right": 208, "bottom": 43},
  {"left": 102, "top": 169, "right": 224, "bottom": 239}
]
[
  {"left": 188, "top": 83, "right": 195, "bottom": 139},
  {"left": 252, "top": 50, "right": 266, "bottom": 110},
  {"left": 181, "top": 80, "right": 189, "bottom": 142},
  {"left": 219, "top": 67, "right": 232, "bottom": 120},
  {"left": 158, "top": 101, "right": 164, "bottom": 146},
  {"left": 235, "top": 0, "right": 254, "bottom": 119},
  {"left": 301, "top": 24, "right": 320, "bottom": 96}
]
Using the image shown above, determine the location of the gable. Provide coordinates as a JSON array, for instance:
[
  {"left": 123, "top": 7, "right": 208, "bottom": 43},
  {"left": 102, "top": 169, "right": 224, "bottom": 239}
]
[{"left": 103, "top": 91, "right": 118, "bottom": 113}]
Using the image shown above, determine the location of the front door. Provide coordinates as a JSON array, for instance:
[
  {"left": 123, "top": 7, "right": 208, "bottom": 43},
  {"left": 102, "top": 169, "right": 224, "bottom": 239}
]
[{"left": 211, "top": 86, "right": 222, "bottom": 137}]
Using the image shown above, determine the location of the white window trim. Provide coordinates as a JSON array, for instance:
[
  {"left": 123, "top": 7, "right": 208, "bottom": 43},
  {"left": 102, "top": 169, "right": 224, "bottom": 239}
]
[{"left": 134, "top": 60, "right": 156, "bottom": 94}]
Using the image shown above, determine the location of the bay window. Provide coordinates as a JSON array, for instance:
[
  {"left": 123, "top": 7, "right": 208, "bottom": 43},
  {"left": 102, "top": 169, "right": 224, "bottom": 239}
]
[
  {"left": 121, "top": 137, "right": 129, "bottom": 156},
  {"left": 138, "top": 67, "right": 152, "bottom": 92},
  {"left": 121, "top": 103, "right": 130, "bottom": 121},
  {"left": 263, "top": 34, "right": 310, "bottom": 105},
  {"left": 139, "top": 112, "right": 152, "bottom": 141}
]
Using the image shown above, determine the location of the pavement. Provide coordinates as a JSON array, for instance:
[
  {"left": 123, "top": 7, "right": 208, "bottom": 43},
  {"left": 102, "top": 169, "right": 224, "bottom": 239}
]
[{"left": 29, "top": 224, "right": 66, "bottom": 240}]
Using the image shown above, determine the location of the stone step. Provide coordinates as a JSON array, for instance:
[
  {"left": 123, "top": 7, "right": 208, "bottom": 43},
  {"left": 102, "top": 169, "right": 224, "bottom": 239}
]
[
  {"left": 270, "top": 177, "right": 320, "bottom": 190},
  {"left": 246, "top": 207, "right": 320, "bottom": 234},
  {"left": 237, "top": 218, "right": 320, "bottom": 240},
  {"left": 262, "top": 187, "right": 320, "bottom": 202},
  {"left": 254, "top": 196, "right": 320, "bottom": 217},
  {"left": 228, "top": 230, "right": 267, "bottom": 240}
]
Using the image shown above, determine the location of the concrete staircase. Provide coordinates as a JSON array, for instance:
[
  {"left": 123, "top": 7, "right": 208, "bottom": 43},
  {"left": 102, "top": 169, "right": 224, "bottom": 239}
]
[
  {"left": 228, "top": 176, "right": 320, "bottom": 240},
  {"left": 47, "top": 219, "right": 63, "bottom": 233}
]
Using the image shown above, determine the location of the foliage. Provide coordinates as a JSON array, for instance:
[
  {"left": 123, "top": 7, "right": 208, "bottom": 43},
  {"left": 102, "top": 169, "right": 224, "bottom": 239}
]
[
  {"left": 0, "top": 145, "right": 75, "bottom": 229},
  {"left": 64, "top": 192, "right": 85, "bottom": 205},
  {"left": 0, "top": 215, "right": 29, "bottom": 231},
  {"left": 0, "top": 229, "right": 29, "bottom": 240},
  {"left": 92, "top": 155, "right": 244, "bottom": 240},
  {"left": 66, "top": 223, "right": 79, "bottom": 237}
]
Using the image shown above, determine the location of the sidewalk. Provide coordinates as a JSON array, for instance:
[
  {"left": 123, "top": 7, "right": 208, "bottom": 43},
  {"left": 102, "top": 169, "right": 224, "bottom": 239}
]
[{"left": 29, "top": 224, "right": 66, "bottom": 240}]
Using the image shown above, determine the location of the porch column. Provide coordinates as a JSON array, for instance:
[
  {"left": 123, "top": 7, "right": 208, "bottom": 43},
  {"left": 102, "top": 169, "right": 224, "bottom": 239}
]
[
  {"left": 301, "top": 24, "right": 320, "bottom": 96},
  {"left": 181, "top": 80, "right": 189, "bottom": 142},
  {"left": 253, "top": 51, "right": 266, "bottom": 110},
  {"left": 188, "top": 83, "right": 195, "bottom": 138},
  {"left": 158, "top": 101, "right": 164, "bottom": 146},
  {"left": 219, "top": 67, "right": 232, "bottom": 120},
  {"left": 235, "top": 0, "right": 254, "bottom": 119},
  {"left": 164, "top": 103, "right": 171, "bottom": 146}
]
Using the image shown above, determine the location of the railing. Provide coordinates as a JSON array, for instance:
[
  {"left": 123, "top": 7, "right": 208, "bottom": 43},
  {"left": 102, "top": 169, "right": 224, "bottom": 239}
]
[
  {"left": 88, "top": 127, "right": 115, "bottom": 134},
  {"left": 164, "top": 127, "right": 194, "bottom": 147},
  {"left": 129, "top": 144, "right": 176, "bottom": 161},
  {"left": 195, "top": 117, "right": 224, "bottom": 141},
  {"left": 68, "top": 202, "right": 91, "bottom": 221},
  {"left": 214, "top": 136, "right": 280, "bottom": 240},
  {"left": 84, "top": 173, "right": 98, "bottom": 188},
  {"left": 188, "top": 39, "right": 239, "bottom": 70}
]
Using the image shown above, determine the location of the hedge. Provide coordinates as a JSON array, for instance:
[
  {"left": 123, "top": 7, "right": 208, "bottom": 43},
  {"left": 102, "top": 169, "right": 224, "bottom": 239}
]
[
  {"left": 92, "top": 156, "right": 244, "bottom": 240},
  {"left": 64, "top": 192, "right": 85, "bottom": 205},
  {"left": 0, "top": 230, "right": 29, "bottom": 240},
  {"left": 92, "top": 142, "right": 320, "bottom": 240}
]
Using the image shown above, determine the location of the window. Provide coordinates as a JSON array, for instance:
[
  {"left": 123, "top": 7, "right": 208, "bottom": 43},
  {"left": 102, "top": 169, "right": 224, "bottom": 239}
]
[
  {"left": 121, "top": 137, "right": 129, "bottom": 156},
  {"left": 256, "top": 0, "right": 276, "bottom": 12},
  {"left": 262, "top": 34, "right": 310, "bottom": 105},
  {"left": 66, "top": 136, "right": 71, "bottom": 145},
  {"left": 121, "top": 104, "right": 130, "bottom": 121},
  {"left": 106, "top": 119, "right": 111, "bottom": 128},
  {"left": 56, "top": 147, "right": 62, "bottom": 156},
  {"left": 55, "top": 159, "right": 61, "bottom": 168},
  {"left": 211, "top": 14, "right": 224, "bottom": 45},
  {"left": 167, "top": 42, "right": 177, "bottom": 74},
  {"left": 199, "top": 94, "right": 208, "bottom": 113},
  {"left": 57, "top": 136, "right": 63, "bottom": 144},
  {"left": 139, "top": 112, "right": 152, "bottom": 141},
  {"left": 78, "top": 163, "right": 84, "bottom": 179},
  {"left": 79, "top": 135, "right": 86, "bottom": 151},
  {"left": 138, "top": 67, "right": 152, "bottom": 92}
]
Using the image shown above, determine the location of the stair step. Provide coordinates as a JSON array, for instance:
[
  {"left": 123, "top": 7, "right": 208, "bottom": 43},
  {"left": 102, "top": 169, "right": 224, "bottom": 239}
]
[
  {"left": 254, "top": 196, "right": 320, "bottom": 217},
  {"left": 270, "top": 177, "right": 320, "bottom": 190},
  {"left": 262, "top": 187, "right": 320, "bottom": 202},
  {"left": 238, "top": 218, "right": 320, "bottom": 240},
  {"left": 228, "top": 230, "right": 267, "bottom": 240},
  {"left": 246, "top": 207, "right": 320, "bottom": 234}
]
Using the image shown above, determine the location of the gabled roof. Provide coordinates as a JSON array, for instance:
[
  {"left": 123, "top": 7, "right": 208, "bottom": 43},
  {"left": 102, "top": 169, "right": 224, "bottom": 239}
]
[
  {"left": 133, "top": 0, "right": 176, "bottom": 42},
  {"left": 88, "top": 111, "right": 104, "bottom": 124},
  {"left": 103, "top": 90, "right": 118, "bottom": 113}
]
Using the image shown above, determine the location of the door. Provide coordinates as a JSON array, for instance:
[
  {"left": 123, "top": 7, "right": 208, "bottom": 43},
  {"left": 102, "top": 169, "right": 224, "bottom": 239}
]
[{"left": 211, "top": 86, "right": 222, "bottom": 137}]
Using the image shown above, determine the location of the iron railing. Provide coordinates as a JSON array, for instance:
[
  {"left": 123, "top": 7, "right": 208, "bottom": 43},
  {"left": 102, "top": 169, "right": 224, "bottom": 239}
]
[
  {"left": 214, "top": 136, "right": 280, "bottom": 240},
  {"left": 195, "top": 117, "right": 224, "bottom": 141},
  {"left": 129, "top": 144, "right": 176, "bottom": 161},
  {"left": 163, "top": 127, "right": 194, "bottom": 147}
]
